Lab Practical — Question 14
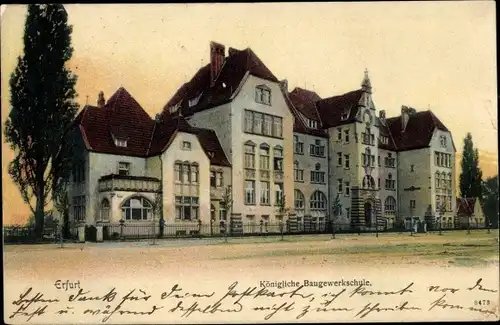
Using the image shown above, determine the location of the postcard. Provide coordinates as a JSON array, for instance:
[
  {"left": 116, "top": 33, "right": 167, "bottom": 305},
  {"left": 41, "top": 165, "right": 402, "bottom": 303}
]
[{"left": 2, "top": 2, "right": 498, "bottom": 324}]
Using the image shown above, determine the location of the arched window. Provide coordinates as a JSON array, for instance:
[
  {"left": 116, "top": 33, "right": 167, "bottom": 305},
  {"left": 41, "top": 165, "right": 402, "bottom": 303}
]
[
  {"left": 294, "top": 189, "right": 305, "bottom": 210},
  {"left": 384, "top": 196, "right": 396, "bottom": 214},
  {"left": 100, "top": 199, "right": 110, "bottom": 221},
  {"left": 310, "top": 191, "right": 327, "bottom": 210},
  {"left": 294, "top": 161, "right": 299, "bottom": 169},
  {"left": 315, "top": 163, "right": 321, "bottom": 171},
  {"left": 121, "top": 196, "right": 152, "bottom": 221}
]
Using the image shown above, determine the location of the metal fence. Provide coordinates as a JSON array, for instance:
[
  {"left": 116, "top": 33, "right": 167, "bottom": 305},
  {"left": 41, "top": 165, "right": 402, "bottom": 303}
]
[{"left": 4, "top": 219, "right": 495, "bottom": 243}]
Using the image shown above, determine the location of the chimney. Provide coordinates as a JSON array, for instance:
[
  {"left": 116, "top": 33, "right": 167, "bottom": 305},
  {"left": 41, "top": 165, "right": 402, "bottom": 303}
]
[
  {"left": 97, "top": 91, "right": 105, "bottom": 107},
  {"left": 210, "top": 41, "right": 225, "bottom": 85},
  {"left": 379, "top": 110, "right": 386, "bottom": 120},
  {"left": 280, "top": 79, "right": 288, "bottom": 92},
  {"left": 401, "top": 105, "right": 417, "bottom": 131}
]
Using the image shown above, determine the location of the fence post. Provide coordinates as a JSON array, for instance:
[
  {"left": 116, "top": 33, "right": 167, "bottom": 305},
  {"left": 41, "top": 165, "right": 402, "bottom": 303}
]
[
  {"left": 210, "top": 218, "right": 213, "bottom": 236},
  {"left": 119, "top": 219, "right": 125, "bottom": 241},
  {"left": 198, "top": 219, "right": 202, "bottom": 238}
]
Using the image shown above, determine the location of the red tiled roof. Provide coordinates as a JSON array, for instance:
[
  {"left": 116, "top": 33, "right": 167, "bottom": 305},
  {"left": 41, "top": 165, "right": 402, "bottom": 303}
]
[
  {"left": 288, "top": 87, "right": 322, "bottom": 120},
  {"left": 315, "top": 89, "right": 364, "bottom": 129},
  {"left": 456, "top": 197, "right": 477, "bottom": 216},
  {"left": 163, "top": 47, "right": 279, "bottom": 117},
  {"left": 386, "top": 110, "right": 449, "bottom": 151},
  {"left": 282, "top": 87, "right": 328, "bottom": 138},
  {"left": 76, "top": 88, "right": 230, "bottom": 166},
  {"left": 78, "top": 87, "right": 155, "bottom": 157}
]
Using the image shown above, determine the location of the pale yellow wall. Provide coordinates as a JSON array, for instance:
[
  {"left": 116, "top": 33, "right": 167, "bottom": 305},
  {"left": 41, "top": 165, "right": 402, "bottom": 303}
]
[
  {"left": 397, "top": 148, "right": 432, "bottom": 219},
  {"left": 145, "top": 155, "right": 162, "bottom": 178},
  {"left": 187, "top": 102, "right": 232, "bottom": 164},
  {"left": 161, "top": 131, "right": 211, "bottom": 224},
  {"left": 293, "top": 132, "right": 328, "bottom": 219},
  {"left": 230, "top": 75, "right": 294, "bottom": 223},
  {"left": 85, "top": 152, "right": 147, "bottom": 224}
]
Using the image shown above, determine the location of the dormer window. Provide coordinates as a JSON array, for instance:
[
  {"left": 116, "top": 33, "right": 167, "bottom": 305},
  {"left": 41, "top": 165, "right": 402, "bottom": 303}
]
[
  {"left": 307, "top": 119, "right": 318, "bottom": 129},
  {"left": 380, "top": 136, "right": 389, "bottom": 145},
  {"left": 340, "top": 111, "right": 348, "bottom": 121},
  {"left": 112, "top": 133, "right": 127, "bottom": 147},
  {"left": 188, "top": 93, "right": 202, "bottom": 107},
  {"left": 255, "top": 85, "right": 271, "bottom": 105},
  {"left": 207, "top": 151, "right": 215, "bottom": 158}
]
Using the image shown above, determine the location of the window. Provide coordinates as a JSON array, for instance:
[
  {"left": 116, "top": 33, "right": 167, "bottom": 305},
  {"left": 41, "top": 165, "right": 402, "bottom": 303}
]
[
  {"left": 122, "top": 196, "right": 152, "bottom": 221},
  {"left": 253, "top": 112, "right": 263, "bottom": 134},
  {"left": 344, "top": 129, "right": 350, "bottom": 143},
  {"left": 219, "top": 202, "right": 227, "bottom": 221},
  {"left": 308, "top": 119, "right": 318, "bottom": 129},
  {"left": 384, "top": 196, "right": 396, "bottom": 214},
  {"left": 255, "top": 86, "right": 271, "bottom": 105},
  {"left": 182, "top": 141, "right": 192, "bottom": 150},
  {"left": 114, "top": 138, "right": 127, "bottom": 147},
  {"left": 244, "top": 110, "right": 282, "bottom": 138},
  {"left": 245, "top": 180, "right": 256, "bottom": 205},
  {"left": 260, "top": 181, "right": 270, "bottom": 204},
  {"left": 385, "top": 153, "right": 395, "bottom": 168},
  {"left": 294, "top": 189, "right": 305, "bottom": 210},
  {"left": 410, "top": 164, "right": 414, "bottom": 172},
  {"left": 293, "top": 135, "right": 304, "bottom": 154},
  {"left": 340, "top": 111, "right": 348, "bottom": 121},
  {"left": 175, "top": 162, "right": 198, "bottom": 183},
  {"left": 210, "top": 171, "right": 223, "bottom": 187},
  {"left": 263, "top": 115, "right": 273, "bottom": 136},
  {"left": 310, "top": 139, "right": 325, "bottom": 157},
  {"left": 344, "top": 154, "right": 350, "bottom": 169},
  {"left": 310, "top": 191, "right": 327, "bottom": 210},
  {"left": 378, "top": 178, "right": 380, "bottom": 189},
  {"left": 175, "top": 196, "right": 199, "bottom": 221},
  {"left": 440, "top": 135, "right": 447, "bottom": 148},
  {"left": 311, "top": 163, "right": 325, "bottom": 183},
  {"left": 435, "top": 152, "right": 451, "bottom": 168},
  {"left": 72, "top": 161, "right": 85, "bottom": 183},
  {"left": 337, "top": 152, "right": 342, "bottom": 166},
  {"left": 363, "top": 175, "right": 376, "bottom": 189},
  {"left": 337, "top": 128, "right": 342, "bottom": 141},
  {"left": 259, "top": 144, "right": 270, "bottom": 170},
  {"left": 100, "top": 199, "right": 110, "bottom": 222},
  {"left": 346, "top": 208, "right": 350, "bottom": 219},
  {"left": 72, "top": 196, "right": 86, "bottom": 221},
  {"left": 275, "top": 183, "right": 284, "bottom": 205},
  {"left": 345, "top": 181, "right": 350, "bottom": 196},
  {"left": 244, "top": 142, "right": 256, "bottom": 169},
  {"left": 188, "top": 93, "right": 202, "bottom": 107},
  {"left": 118, "top": 162, "right": 130, "bottom": 176},
  {"left": 273, "top": 146, "right": 284, "bottom": 171},
  {"left": 294, "top": 161, "right": 304, "bottom": 182},
  {"left": 385, "top": 174, "right": 396, "bottom": 190},
  {"left": 337, "top": 178, "right": 343, "bottom": 193},
  {"left": 410, "top": 200, "right": 416, "bottom": 209},
  {"left": 363, "top": 148, "right": 371, "bottom": 167},
  {"left": 378, "top": 155, "right": 381, "bottom": 166},
  {"left": 362, "top": 127, "right": 374, "bottom": 145},
  {"left": 380, "top": 136, "right": 389, "bottom": 145}
]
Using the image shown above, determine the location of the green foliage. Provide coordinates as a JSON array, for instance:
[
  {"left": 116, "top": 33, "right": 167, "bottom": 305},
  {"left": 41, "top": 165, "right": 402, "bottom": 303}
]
[
  {"left": 481, "top": 175, "right": 499, "bottom": 227},
  {"left": 459, "top": 133, "right": 483, "bottom": 198},
  {"left": 220, "top": 185, "right": 233, "bottom": 216},
  {"left": 276, "top": 194, "right": 291, "bottom": 218},
  {"left": 4, "top": 5, "right": 79, "bottom": 237},
  {"left": 152, "top": 184, "right": 163, "bottom": 221}
]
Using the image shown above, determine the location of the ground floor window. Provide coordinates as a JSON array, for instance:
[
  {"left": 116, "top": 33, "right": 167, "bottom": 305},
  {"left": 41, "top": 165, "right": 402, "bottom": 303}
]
[
  {"left": 73, "top": 196, "right": 86, "bottom": 221},
  {"left": 175, "top": 196, "right": 199, "bottom": 220},
  {"left": 122, "top": 196, "right": 152, "bottom": 221},
  {"left": 100, "top": 199, "right": 110, "bottom": 221}
]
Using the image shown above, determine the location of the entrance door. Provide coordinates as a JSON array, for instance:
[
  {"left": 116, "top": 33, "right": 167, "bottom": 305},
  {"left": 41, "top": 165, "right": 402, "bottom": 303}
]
[{"left": 364, "top": 202, "right": 372, "bottom": 226}]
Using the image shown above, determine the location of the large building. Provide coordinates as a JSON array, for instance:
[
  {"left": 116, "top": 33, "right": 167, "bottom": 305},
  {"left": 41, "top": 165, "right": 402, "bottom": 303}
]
[{"left": 69, "top": 41, "right": 457, "bottom": 233}]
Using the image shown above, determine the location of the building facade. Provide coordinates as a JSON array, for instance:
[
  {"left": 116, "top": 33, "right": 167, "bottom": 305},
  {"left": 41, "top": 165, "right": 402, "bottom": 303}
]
[{"left": 68, "top": 42, "right": 457, "bottom": 233}]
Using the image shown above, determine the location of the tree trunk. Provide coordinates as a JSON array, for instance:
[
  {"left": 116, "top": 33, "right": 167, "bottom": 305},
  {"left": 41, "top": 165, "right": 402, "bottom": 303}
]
[{"left": 35, "top": 181, "right": 45, "bottom": 239}]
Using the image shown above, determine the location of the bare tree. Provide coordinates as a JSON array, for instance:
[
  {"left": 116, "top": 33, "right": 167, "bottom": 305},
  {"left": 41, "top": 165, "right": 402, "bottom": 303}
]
[
  {"left": 220, "top": 185, "right": 232, "bottom": 239},
  {"left": 151, "top": 184, "right": 163, "bottom": 243}
]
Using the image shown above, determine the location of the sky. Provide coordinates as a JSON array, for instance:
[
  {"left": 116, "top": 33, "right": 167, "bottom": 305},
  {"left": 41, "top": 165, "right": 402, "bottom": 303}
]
[{"left": 1, "top": 2, "right": 497, "bottom": 224}]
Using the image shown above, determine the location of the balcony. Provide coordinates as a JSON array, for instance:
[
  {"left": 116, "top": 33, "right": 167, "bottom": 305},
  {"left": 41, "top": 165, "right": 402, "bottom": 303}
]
[
  {"left": 98, "top": 174, "right": 161, "bottom": 193},
  {"left": 274, "top": 170, "right": 284, "bottom": 182}
]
